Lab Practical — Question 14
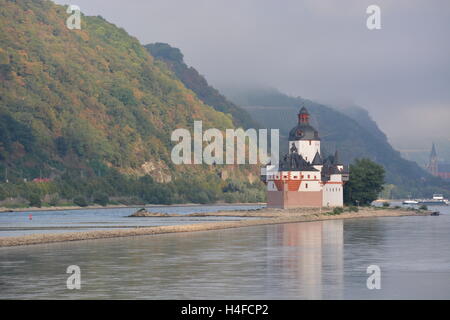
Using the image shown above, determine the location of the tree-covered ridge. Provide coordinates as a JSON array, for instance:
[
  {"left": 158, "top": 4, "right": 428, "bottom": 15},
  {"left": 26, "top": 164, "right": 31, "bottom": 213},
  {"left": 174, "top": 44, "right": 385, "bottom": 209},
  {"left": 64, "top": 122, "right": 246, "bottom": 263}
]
[
  {"left": 145, "top": 43, "right": 260, "bottom": 130},
  {"left": 0, "top": 0, "right": 264, "bottom": 207},
  {"left": 0, "top": 0, "right": 234, "bottom": 180},
  {"left": 223, "top": 87, "right": 450, "bottom": 198}
]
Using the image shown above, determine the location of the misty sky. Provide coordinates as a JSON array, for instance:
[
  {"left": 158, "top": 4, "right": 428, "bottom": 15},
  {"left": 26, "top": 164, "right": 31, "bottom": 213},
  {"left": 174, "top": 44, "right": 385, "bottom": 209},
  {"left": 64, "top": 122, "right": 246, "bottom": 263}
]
[{"left": 54, "top": 0, "right": 450, "bottom": 152}]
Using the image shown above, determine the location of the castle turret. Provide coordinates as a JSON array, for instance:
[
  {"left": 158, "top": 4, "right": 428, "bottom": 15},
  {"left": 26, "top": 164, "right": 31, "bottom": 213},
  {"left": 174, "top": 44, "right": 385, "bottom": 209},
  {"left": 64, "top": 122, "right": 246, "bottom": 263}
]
[
  {"left": 288, "top": 106, "right": 320, "bottom": 162},
  {"left": 312, "top": 151, "right": 323, "bottom": 171},
  {"left": 334, "top": 150, "right": 344, "bottom": 171}
]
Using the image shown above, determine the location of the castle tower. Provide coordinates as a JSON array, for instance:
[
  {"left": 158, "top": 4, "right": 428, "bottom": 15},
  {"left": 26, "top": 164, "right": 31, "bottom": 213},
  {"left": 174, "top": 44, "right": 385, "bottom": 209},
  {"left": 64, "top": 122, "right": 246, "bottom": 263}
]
[
  {"left": 288, "top": 107, "right": 321, "bottom": 163},
  {"left": 428, "top": 143, "right": 438, "bottom": 176},
  {"left": 265, "top": 105, "right": 348, "bottom": 209},
  {"left": 334, "top": 150, "right": 344, "bottom": 171}
]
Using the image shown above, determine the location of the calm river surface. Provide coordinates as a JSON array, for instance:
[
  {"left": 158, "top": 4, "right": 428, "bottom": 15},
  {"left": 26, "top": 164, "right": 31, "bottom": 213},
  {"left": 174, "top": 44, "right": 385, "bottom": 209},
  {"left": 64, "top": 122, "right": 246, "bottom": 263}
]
[
  {"left": 0, "top": 204, "right": 264, "bottom": 237},
  {"left": 0, "top": 205, "right": 449, "bottom": 299}
]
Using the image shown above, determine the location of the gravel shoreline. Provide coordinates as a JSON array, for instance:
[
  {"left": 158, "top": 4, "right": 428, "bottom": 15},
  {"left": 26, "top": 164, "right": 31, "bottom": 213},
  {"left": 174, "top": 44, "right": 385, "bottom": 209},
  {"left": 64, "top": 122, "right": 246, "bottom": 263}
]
[
  {"left": 0, "top": 208, "right": 428, "bottom": 248},
  {"left": 0, "top": 202, "right": 265, "bottom": 214}
]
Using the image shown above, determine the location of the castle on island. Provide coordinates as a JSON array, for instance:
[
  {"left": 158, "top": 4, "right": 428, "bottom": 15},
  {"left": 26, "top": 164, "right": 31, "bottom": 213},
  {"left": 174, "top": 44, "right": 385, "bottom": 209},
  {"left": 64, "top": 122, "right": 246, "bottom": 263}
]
[{"left": 265, "top": 107, "right": 349, "bottom": 208}]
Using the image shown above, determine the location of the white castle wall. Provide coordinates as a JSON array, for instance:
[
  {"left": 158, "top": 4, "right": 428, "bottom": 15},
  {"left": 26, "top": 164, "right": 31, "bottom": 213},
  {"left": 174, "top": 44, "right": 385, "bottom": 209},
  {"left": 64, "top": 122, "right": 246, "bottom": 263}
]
[
  {"left": 329, "top": 174, "right": 343, "bottom": 183},
  {"left": 290, "top": 140, "right": 320, "bottom": 163},
  {"left": 298, "top": 171, "right": 321, "bottom": 191},
  {"left": 266, "top": 161, "right": 345, "bottom": 207},
  {"left": 322, "top": 174, "right": 344, "bottom": 207},
  {"left": 267, "top": 170, "right": 321, "bottom": 192}
]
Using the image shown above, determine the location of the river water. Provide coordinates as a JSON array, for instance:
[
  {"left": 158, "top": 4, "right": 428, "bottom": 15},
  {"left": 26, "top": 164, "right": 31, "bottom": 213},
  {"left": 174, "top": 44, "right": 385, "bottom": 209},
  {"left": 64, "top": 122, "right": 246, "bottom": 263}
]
[
  {"left": 0, "top": 205, "right": 449, "bottom": 299},
  {"left": 0, "top": 204, "right": 264, "bottom": 237}
]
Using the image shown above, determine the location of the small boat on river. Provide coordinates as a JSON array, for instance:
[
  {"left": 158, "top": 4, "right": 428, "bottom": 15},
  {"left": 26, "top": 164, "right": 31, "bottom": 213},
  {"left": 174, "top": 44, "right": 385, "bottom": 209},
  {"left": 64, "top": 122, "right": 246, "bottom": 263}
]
[
  {"left": 418, "top": 194, "right": 448, "bottom": 206},
  {"left": 403, "top": 199, "right": 419, "bottom": 205}
]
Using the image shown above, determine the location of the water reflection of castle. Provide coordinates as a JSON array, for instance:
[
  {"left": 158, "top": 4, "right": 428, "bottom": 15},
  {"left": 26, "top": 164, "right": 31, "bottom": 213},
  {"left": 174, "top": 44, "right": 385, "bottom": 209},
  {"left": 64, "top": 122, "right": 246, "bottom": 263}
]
[{"left": 266, "top": 220, "right": 344, "bottom": 299}]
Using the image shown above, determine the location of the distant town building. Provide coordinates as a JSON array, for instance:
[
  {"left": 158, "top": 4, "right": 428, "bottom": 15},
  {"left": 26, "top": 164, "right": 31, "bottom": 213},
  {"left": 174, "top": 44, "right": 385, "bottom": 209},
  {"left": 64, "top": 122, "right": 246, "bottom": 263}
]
[
  {"left": 427, "top": 143, "right": 450, "bottom": 180},
  {"left": 264, "top": 107, "right": 349, "bottom": 208}
]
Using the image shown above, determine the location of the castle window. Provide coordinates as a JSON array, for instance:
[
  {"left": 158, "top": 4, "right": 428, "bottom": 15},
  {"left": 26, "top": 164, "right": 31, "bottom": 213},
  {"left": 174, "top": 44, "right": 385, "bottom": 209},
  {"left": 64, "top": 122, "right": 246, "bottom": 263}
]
[
  {"left": 307, "top": 174, "right": 310, "bottom": 179},
  {"left": 305, "top": 183, "right": 308, "bottom": 189}
]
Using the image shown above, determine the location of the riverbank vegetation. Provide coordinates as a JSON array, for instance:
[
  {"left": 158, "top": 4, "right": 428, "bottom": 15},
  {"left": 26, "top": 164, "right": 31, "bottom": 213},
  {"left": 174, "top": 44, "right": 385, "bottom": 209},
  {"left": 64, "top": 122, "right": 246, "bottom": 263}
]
[
  {"left": 344, "top": 158, "right": 385, "bottom": 206},
  {"left": 0, "top": 168, "right": 266, "bottom": 208}
]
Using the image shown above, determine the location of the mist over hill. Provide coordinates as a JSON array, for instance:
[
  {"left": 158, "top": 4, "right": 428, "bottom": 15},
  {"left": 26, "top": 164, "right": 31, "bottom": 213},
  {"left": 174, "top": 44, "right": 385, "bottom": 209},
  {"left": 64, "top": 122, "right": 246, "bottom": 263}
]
[
  {"left": 221, "top": 86, "right": 450, "bottom": 198},
  {"left": 145, "top": 42, "right": 259, "bottom": 130},
  {"left": 399, "top": 138, "right": 450, "bottom": 168}
]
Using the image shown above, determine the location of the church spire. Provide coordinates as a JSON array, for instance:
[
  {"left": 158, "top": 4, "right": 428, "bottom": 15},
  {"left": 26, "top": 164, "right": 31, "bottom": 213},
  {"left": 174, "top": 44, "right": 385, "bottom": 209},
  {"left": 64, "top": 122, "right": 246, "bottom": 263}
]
[
  {"left": 428, "top": 143, "right": 438, "bottom": 176},
  {"left": 431, "top": 143, "right": 437, "bottom": 158}
]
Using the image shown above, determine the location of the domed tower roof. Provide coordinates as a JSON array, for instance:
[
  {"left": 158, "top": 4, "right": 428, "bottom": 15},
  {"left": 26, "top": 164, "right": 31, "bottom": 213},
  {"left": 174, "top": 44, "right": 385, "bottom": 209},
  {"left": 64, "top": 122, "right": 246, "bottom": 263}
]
[{"left": 288, "top": 106, "right": 320, "bottom": 141}]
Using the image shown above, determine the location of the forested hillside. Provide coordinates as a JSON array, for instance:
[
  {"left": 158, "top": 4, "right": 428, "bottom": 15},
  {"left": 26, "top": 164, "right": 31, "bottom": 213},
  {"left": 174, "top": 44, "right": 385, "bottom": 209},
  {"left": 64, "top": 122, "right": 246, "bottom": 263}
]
[
  {"left": 222, "top": 87, "right": 450, "bottom": 198},
  {"left": 0, "top": 0, "right": 264, "bottom": 207},
  {"left": 145, "top": 43, "right": 259, "bottom": 130}
]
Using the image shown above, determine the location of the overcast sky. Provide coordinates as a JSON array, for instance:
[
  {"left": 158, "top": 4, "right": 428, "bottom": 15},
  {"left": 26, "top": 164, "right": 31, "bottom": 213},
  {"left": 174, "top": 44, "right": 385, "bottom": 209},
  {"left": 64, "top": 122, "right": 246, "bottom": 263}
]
[{"left": 54, "top": 0, "right": 450, "bottom": 151}]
